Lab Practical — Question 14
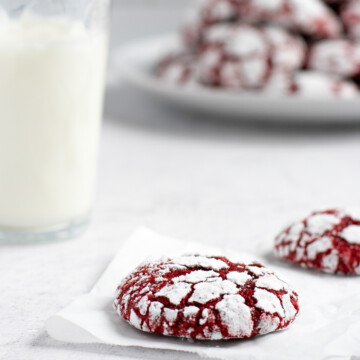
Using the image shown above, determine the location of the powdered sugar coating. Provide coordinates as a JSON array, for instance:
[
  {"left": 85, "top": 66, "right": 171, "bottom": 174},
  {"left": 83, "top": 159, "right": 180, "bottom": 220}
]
[
  {"left": 182, "top": 0, "right": 341, "bottom": 48},
  {"left": 306, "top": 237, "right": 332, "bottom": 260},
  {"left": 340, "top": 225, "right": 360, "bottom": 244},
  {"left": 341, "top": 0, "right": 360, "bottom": 39},
  {"left": 114, "top": 254, "right": 299, "bottom": 340},
  {"left": 256, "top": 273, "right": 288, "bottom": 291},
  {"left": 264, "top": 72, "right": 359, "bottom": 99},
  {"left": 275, "top": 208, "right": 360, "bottom": 275},
  {"left": 197, "top": 23, "right": 305, "bottom": 90},
  {"left": 306, "top": 214, "right": 340, "bottom": 235},
  {"left": 156, "top": 53, "right": 198, "bottom": 86},
  {"left": 308, "top": 39, "right": 360, "bottom": 78},
  {"left": 182, "top": 0, "right": 238, "bottom": 48},
  {"left": 235, "top": 0, "right": 341, "bottom": 38},
  {"left": 215, "top": 295, "right": 253, "bottom": 337},
  {"left": 257, "top": 313, "right": 280, "bottom": 335},
  {"left": 254, "top": 288, "right": 285, "bottom": 317},
  {"left": 155, "top": 282, "right": 192, "bottom": 306},
  {"left": 226, "top": 271, "right": 252, "bottom": 285},
  {"left": 173, "top": 255, "right": 229, "bottom": 270},
  {"left": 263, "top": 26, "right": 306, "bottom": 73}
]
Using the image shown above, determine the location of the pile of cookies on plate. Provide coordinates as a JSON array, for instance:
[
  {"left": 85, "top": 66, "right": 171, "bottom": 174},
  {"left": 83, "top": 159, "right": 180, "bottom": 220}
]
[{"left": 157, "top": 0, "right": 360, "bottom": 98}]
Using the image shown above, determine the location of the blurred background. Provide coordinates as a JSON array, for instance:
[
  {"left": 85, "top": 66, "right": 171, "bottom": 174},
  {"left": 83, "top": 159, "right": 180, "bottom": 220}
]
[
  {"left": 110, "top": 0, "right": 191, "bottom": 47},
  {"left": 101, "top": 0, "right": 360, "bottom": 245}
]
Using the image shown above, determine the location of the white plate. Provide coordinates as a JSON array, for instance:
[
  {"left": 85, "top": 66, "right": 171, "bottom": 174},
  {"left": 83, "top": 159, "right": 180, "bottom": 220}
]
[{"left": 112, "top": 34, "right": 360, "bottom": 123}]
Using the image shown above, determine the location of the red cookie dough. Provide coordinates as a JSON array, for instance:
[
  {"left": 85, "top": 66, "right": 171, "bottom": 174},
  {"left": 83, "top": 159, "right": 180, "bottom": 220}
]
[
  {"left": 341, "top": 0, "right": 360, "bottom": 39},
  {"left": 308, "top": 39, "right": 360, "bottom": 78},
  {"left": 275, "top": 209, "right": 360, "bottom": 275},
  {"left": 198, "top": 24, "right": 305, "bottom": 89},
  {"left": 114, "top": 254, "right": 299, "bottom": 340},
  {"left": 182, "top": 0, "right": 341, "bottom": 47},
  {"left": 157, "top": 53, "right": 197, "bottom": 85},
  {"left": 264, "top": 71, "right": 359, "bottom": 98}
]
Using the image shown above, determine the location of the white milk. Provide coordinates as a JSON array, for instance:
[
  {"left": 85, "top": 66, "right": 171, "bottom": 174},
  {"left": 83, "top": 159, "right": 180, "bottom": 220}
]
[{"left": 0, "top": 13, "right": 108, "bottom": 229}]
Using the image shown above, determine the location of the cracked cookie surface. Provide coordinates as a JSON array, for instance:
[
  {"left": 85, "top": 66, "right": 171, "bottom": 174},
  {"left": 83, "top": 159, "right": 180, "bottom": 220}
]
[
  {"left": 275, "top": 209, "right": 360, "bottom": 275},
  {"left": 197, "top": 23, "right": 305, "bottom": 89},
  {"left": 264, "top": 71, "right": 359, "bottom": 99},
  {"left": 157, "top": 53, "right": 197, "bottom": 85},
  {"left": 308, "top": 39, "right": 360, "bottom": 78},
  {"left": 182, "top": 0, "right": 341, "bottom": 48},
  {"left": 114, "top": 254, "right": 299, "bottom": 340}
]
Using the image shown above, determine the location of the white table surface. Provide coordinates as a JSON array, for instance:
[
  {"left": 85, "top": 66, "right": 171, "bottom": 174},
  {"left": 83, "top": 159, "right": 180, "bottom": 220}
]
[{"left": 2, "top": 4, "right": 360, "bottom": 360}]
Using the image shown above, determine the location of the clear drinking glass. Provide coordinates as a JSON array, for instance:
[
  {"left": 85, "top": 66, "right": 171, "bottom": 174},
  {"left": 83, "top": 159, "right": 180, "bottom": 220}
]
[{"left": 0, "top": 0, "right": 110, "bottom": 243}]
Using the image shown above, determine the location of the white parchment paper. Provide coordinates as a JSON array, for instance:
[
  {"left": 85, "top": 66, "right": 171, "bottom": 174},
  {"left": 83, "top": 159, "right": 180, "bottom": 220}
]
[{"left": 46, "top": 227, "right": 360, "bottom": 360}]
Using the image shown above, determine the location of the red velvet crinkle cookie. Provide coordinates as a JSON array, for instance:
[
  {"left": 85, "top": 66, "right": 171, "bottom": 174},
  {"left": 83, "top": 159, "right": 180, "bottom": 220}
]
[
  {"left": 182, "top": 0, "right": 238, "bottom": 48},
  {"left": 341, "top": 0, "right": 360, "bottom": 39},
  {"left": 156, "top": 53, "right": 197, "bottom": 85},
  {"left": 275, "top": 209, "right": 360, "bottom": 275},
  {"left": 198, "top": 23, "right": 305, "bottom": 89},
  {"left": 234, "top": 0, "right": 342, "bottom": 39},
  {"left": 182, "top": 0, "right": 341, "bottom": 48},
  {"left": 114, "top": 254, "right": 299, "bottom": 340},
  {"left": 308, "top": 39, "right": 360, "bottom": 78},
  {"left": 264, "top": 71, "right": 359, "bottom": 99}
]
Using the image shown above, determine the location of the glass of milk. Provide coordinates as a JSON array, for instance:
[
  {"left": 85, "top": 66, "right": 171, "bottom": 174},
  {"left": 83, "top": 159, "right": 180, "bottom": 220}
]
[{"left": 0, "top": 0, "right": 110, "bottom": 243}]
